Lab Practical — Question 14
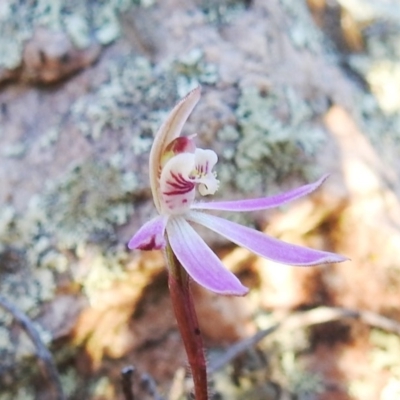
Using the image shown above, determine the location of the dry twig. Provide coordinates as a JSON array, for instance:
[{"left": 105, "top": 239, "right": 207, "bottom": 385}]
[
  {"left": 121, "top": 365, "right": 165, "bottom": 400},
  {"left": 121, "top": 366, "right": 135, "bottom": 400},
  {"left": 0, "top": 295, "right": 64, "bottom": 400},
  {"left": 209, "top": 306, "right": 400, "bottom": 373}
]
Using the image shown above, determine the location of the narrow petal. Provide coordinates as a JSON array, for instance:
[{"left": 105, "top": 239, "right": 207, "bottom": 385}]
[
  {"left": 128, "top": 215, "right": 168, "bottom": 250},
  {"left": 149, "top": 87, "right": 201, "bottom": 212},
  {"left": 191, "top": 175, "right": 328, "bottom": 212},
  {"left": 167, "top": 217, "right": 248, "bottom": 296},
  {"left": 186, "top": 211, "right": 348, "bottom": 266}
]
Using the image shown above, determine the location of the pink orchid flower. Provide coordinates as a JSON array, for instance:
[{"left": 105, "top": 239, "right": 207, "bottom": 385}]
[{"left": 128, "top": 87, "right": 347, "bottom": 296}]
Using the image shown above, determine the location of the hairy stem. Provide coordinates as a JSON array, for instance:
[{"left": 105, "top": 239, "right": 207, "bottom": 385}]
[{"left": 166, "top": 244, "right": 208, "bottom": 400}]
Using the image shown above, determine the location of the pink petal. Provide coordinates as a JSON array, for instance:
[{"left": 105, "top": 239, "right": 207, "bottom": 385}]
[
  {"left": 128, "top": 215, "right": 168, "bottom": 250},
  {"left": 191, "top": 175, "right": 328, "bottom": 212},
  {"left": 167, "top": 217, "right": 249, "bottom": 296},
  {"left": 186, "top": 211, "right": 348, "bottom": 266}
]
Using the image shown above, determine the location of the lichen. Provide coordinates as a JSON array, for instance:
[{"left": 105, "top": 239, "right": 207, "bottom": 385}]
[
  {"left": 71, "top": 55, "right": 177, "bottom": 141},
  {"left": 0, "top": 0, "right": 147, "bottom": 71},
  {"left": 218, "top": 86, "right": 326, "bottom": 194},
  {"left": 0, "top": 156, "right": 139, "bottom": 395},
  {"left": 0, "top": 206, "right": 15, "bottom": 247},
  {"left": 173, "top": 48, "right": 218, "bottom": 97},
  {"left": 71, "top": 49, "right": 218, "bottom": 150},
  {"left": 1, "top": 143, "right": 27, "bottom": 158},
  {"left": 30, "top": 159, "right": 136, "bottom": 249},
  {"left": 59, "top": 367, "right": 80, "bottom": 399},
  {"left": 0, "top": 154, "right": 138, "bottom": 381},
  {"left": 0, "top": 387, "right": 35, "bottom": 400},
  {"left": 0, "top": 42, "right": 222, "bottom": 393},
  {"left": 200, "top": 0, "right": 247, "bottom": 24},
  {"left": 80, "top": 245, "right": 129, "bottom": 305},
  {"left": 90, "top": 376, "right": 115, "bottom": 399},
  {"left": 279, "top": 0, "right": 327, "bottom": 53}
]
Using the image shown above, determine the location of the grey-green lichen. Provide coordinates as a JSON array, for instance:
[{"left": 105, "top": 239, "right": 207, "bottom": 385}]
[
  {"left": 71, "top": 55, "right": 174, "bottom": 140},
  {"left": 0, "top": 387, "right": 35, "bottom": 400},
  {"left": 72, "top": 49, "right": 218, "bottom": 140},
  {"left": 80, "top": 245, "right": 130, "bottom": 304},
  {"left": 0, "top": 44, "right": 220, "bottom": 386},
  {"left": 1, "top": 142, "right": 27, "bottom": 158},
  {"left": 0, "top": 156, "right": 138, "bottom": 344},
  {"left": 0, "top": 0, "right": 152, "bottom": 71},
  {"left": 0, "top": 157, "right": 138, "bottom": 393},
  {"left": 200, "top": 0, "right": 247, "bottom": 24},
  {"left": 29, "top": 159, "right": 136, "bottom": 249},
  {"left": 217, "top": 86, "right": 326, "bottom": 194},
  {"left": 0, "top": 248, "right": 57, "bottom": 317},
  {"left": 59, "top": 367, "right": 80, "bottom": 399},
  {"left": 173, "top": 49, "right": 218, "bottom": 97},
  {"left": 279, "top": 0, "right": 328, "bottom": 53}
]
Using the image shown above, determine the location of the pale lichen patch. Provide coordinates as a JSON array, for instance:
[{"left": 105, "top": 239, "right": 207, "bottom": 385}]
[
  {"left": 279, "top": 0, "right": 327, "bottom": 53},
  {"left": 33, "top": 160, "right": 136, "bottom": 249},
  {"left": 71, "top": 55, "right": 176, "bottom": 140},
  {"left": 200, "top": 0, "right": 247, "bottom": 24},
  {"left": 1, "top": 143, "right": 27, "bottom": 158},
  {"left": 218, "top": 86, "right": 326, "bottom": 194},
  {"left": 0, "top": 0, "right": 151, "bottom": 81},
  {"left": 173, "top": 48, "right": 218, "bottom": 97}
]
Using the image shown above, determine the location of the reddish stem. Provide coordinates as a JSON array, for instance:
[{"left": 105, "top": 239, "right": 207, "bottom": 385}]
[{"left": 166, "top": 245, "right": 208, "bottom": 400}]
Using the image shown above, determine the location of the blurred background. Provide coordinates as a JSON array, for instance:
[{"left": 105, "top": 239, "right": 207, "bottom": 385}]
[{"left": 1, "top": 0, "right": 400, "bottom": 399}]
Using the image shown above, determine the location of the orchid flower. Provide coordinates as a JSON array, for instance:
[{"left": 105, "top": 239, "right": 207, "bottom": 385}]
[{"left": 128, "top": 87, "right": 347, "bottom": 296}]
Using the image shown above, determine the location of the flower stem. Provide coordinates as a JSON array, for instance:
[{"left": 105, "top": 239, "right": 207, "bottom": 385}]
[{"left": 166, "top": 243, "right": 208, "bottom": 400}]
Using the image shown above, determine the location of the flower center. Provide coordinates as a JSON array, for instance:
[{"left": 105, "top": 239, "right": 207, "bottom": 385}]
[{"left": 159, "top": 138, "right": 219, "bottom": 214}]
